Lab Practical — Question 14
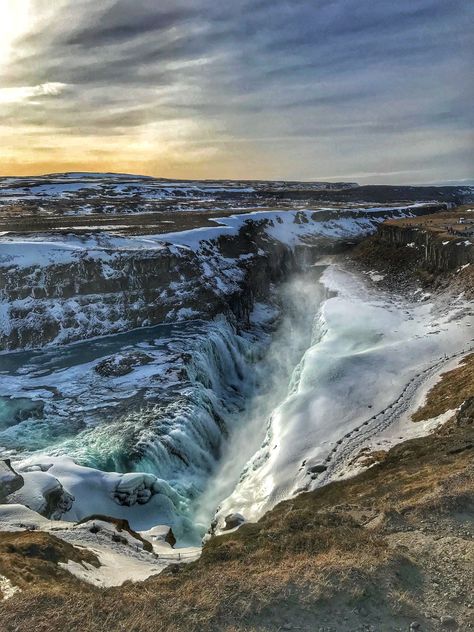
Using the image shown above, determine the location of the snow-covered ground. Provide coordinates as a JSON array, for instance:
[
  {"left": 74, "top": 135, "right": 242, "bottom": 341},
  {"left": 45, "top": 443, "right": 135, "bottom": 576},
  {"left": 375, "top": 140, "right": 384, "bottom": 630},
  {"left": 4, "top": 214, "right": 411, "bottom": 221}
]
[
  {"left": 213, "top": 263, "right": 473, "bottom": 528},
  {"left": 0, "top": 504, "right": 200, "bottom": 588},
  {"left": 0, "top": 206, "right": 430, "bottom": 352},
  {"left": 0, "top": 206, "right": 427, "bottom": 269},
  {"left": 0, "top": 173, "right": 358, "bottom": 208}
]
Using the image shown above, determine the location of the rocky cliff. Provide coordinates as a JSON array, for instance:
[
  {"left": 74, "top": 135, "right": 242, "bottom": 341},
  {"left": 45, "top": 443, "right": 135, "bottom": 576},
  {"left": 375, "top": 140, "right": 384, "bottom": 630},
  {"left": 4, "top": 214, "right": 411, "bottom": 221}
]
[
  {"left": 378, "top": 223, "right": 473, "bottom": 272},
  {"left": 0, "top": 205, "right": 448, "bottom": 351},
  {"left": 0, "top": 222, "right": 302, "bottom": 351}
]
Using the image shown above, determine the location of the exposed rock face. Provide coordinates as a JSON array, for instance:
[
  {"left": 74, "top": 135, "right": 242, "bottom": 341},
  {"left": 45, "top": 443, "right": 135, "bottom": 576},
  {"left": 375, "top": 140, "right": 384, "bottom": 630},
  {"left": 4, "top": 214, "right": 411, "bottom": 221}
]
[
  {"left": 0, "top": 225, "right": 298, "bottom": 351},
  {"left": 43, "top": 482, "right": 75, "bottom": 520},
  {"left": 0, "top": 460, "right": 24, "bottom": 502},
  {"left": 223, "top": 513, "right": 245, "bottom": 530},
  {"left": 0, "top": 204, "right": 448, "bottom": 352},
  {"left": 378, "top": 223, "right": 473, "bottom": 272}
]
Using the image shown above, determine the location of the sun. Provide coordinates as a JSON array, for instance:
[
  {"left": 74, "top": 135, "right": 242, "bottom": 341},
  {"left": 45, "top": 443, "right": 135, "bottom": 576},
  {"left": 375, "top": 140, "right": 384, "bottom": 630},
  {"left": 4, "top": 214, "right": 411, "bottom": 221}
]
[{"left": 0, "top": 0, "right": 32, "bottom": 70}]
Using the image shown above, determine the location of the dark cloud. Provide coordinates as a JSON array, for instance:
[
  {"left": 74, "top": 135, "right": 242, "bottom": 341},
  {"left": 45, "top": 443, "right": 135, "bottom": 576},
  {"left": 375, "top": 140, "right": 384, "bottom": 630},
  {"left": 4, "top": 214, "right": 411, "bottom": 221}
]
[
  {"left": 1, "top": 0, "right": 473, "bottom": 182},
  {"left": 64, "top": 4, "right": 202, "bottom": 46}
]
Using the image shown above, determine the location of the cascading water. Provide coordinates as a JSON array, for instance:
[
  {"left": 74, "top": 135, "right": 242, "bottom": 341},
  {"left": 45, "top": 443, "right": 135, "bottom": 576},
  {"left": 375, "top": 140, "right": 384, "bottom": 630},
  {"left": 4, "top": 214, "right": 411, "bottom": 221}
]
[
  {"left": 2, "top": 253, "right": 471, "bottom": 544},
  {"left": 190, "top": 268, "right": 328, "bottom": 531},
  {"left": 0, "top": 263, "right": 328, "bottom": 543}
]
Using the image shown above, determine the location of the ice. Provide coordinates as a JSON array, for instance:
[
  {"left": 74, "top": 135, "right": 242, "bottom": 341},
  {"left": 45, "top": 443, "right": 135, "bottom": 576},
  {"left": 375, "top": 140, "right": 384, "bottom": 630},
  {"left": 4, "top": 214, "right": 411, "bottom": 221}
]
[
  {"left": 11, "top": 456, "right": 190, "bottom": 535},
  {"left": 214, "top": 263, "right": 473, "bottom": 528},
  {"left": 1, "top": 201, "right": 469, "bottom": 546},
  {"left": 7, "top": 469, "right": 71, "bottom": 518}
]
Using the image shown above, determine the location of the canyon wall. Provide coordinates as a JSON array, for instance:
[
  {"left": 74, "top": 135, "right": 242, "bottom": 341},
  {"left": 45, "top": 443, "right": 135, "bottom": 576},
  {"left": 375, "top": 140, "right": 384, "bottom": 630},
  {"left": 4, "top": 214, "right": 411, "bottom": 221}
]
[
  {"left": 0, "top": 205, "right": 447, "bottom": 351},
  {"left": 378, "top": 223, "right": 473, "bottom": 271}
]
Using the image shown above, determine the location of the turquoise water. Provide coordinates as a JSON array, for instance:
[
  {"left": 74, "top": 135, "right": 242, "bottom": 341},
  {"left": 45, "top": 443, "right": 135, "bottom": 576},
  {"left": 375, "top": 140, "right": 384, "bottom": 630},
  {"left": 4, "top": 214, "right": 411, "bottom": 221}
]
[{"left": 0, "top": 270, "right": 325, "bottom": 540}]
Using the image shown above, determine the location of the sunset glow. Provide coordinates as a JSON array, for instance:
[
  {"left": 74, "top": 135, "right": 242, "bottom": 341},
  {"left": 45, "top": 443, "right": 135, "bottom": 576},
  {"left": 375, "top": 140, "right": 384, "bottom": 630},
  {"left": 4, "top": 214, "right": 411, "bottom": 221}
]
[{"left": 0, "top": 0, "right": 472, "bottom": 183}]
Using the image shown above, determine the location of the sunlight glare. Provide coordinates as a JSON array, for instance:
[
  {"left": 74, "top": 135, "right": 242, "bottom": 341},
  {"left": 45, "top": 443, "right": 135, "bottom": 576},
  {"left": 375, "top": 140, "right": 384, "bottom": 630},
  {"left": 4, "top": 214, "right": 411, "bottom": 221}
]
[{"left": 0, "top": 0, "right": 32, "bottom": 70}]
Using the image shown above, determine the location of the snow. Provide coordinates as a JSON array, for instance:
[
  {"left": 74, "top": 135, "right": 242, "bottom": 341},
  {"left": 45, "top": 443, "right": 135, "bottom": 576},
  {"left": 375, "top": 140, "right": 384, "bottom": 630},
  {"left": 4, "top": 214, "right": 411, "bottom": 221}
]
[
  {"left": 214, "top": 263, "right": 473, "bottom": 528},
  {"left": 0, "top": 505, "right": 200, "bottom": 588},
  {"left": 0, "top": 204, "right": 427, "bottom": 353},
  {"left": 367, "top": 271, "right": 386, "bottom": 282},
  {"left": 1, "top": 200, "right": 470, "bottom": 550},
  {"left": 8, "top": 470, "right": 67, "bottom": 517},
  {"left": 332, "top": 353, "right": 469, "bottom": 480},
  {"left": 12, "top": 456, "right": 186, "bottom": 533},
  {"left": 0, "top": 575, "right": 21, "bottom": 600},
  {"left": 0, "top": 204, "right": 429, "bottom": 270},
  {"left": 0, "top": 316, "right": 264, "bottom": 542},
  {"left": 56, "top": 518, "right": 198, "bottom": 586},
  {"left": 0, "top": 174, "right": 258, "bottom": 205}
]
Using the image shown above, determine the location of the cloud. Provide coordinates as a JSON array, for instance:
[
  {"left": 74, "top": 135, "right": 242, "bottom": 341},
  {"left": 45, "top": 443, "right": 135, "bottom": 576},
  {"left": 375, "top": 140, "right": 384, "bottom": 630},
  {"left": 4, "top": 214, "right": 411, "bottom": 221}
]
[
  {"left": 0, "top": 82, "right": 68, "bottom": 104},
  {"left": 0, "top": 0, "right": 472, "bottom": 182}
]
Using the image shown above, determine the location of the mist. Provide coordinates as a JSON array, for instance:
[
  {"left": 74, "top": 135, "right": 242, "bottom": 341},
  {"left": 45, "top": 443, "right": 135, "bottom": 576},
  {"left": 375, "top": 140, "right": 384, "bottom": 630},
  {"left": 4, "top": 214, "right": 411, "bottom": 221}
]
[{"left": 191, "top": 266, "right": 327, "bottom": 533}]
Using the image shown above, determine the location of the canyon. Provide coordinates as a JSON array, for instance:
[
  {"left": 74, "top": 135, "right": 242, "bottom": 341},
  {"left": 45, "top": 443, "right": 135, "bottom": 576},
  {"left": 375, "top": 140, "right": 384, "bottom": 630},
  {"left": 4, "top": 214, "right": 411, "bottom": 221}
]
[{"left": 0, "top": 175, "right": 473, "bottom": 631}]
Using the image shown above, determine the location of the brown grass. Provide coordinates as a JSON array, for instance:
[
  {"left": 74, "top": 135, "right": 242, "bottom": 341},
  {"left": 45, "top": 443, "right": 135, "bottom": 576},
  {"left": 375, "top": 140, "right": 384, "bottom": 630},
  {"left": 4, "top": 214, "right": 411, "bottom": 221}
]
[
  {"left": 1, "top": 346, "right": 472, "bottom": 631},
  {"left": 384, "top": 205, "right": 474, "bottom": 241},
  {"left": 412, "top": 353, "right": 474, "bottom": 422},
  {"left": 0, "top": 531, "right": 99, "bottom": 591}
]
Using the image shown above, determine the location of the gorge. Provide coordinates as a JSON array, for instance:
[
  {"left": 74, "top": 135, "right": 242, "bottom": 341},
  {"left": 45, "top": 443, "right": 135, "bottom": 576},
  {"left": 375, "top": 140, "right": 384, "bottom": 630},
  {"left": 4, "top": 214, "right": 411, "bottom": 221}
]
[{"left": 1, "top": 178, "right": 472, "bottom": 553}]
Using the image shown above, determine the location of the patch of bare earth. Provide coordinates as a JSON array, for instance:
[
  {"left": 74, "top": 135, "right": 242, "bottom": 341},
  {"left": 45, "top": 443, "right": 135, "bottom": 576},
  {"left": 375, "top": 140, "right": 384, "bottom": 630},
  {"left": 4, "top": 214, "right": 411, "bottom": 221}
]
[{"left": 0, "top": 531, "right": 99, "bottom": 593}]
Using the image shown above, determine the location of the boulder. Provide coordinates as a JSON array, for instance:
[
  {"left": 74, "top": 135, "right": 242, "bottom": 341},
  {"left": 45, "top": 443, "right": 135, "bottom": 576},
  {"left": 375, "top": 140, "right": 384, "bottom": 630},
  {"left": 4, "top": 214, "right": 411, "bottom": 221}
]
[
  {"left": 95, "top": 351, "right": 153, "bottom": 377},
  {"left": 308, "top": 464, "right": 327, "bottom": 474},
  {"left": 223, "top": 513, "right": 245, "bottom": 531},
  {"left": 0, "top": 460, "right": 24, "bottom": 502}
]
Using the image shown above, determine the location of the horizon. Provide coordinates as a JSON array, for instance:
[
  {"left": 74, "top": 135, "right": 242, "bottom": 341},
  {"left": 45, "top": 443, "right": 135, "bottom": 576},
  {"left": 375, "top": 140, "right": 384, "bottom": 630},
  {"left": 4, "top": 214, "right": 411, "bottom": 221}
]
[
  {"left": 1, "top": 170, "right": 473, "bottom": 188},
  {"left": 1, "top": 1, "right": 473, "bottom": 183}
]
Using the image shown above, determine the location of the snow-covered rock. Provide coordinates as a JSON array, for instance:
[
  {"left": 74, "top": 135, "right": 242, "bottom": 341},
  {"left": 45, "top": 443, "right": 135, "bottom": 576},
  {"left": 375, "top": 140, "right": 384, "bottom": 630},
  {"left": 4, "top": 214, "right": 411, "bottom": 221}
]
[
  {"left": 0, "top": 460, "right": 24, "bottom": 501},
  {"left": 7, "top": 469, "right": 74, "bottom": 519}
]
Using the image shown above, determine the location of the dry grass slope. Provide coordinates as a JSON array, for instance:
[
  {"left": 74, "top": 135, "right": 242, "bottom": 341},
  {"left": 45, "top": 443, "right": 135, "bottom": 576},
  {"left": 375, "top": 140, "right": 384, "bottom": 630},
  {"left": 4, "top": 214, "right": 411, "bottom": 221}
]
[{"left": 413, "top": 353, "right": 474, "bottom": 422}]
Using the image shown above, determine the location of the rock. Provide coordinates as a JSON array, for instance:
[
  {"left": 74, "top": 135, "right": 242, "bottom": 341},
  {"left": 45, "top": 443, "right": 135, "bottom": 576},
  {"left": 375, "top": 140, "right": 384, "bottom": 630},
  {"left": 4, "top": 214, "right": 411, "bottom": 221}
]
[
  {"left": 45, "top": 484, "right": 74, "bottom": 519},
  {"left": 308, "top": 464, "right": 327, "bottom": 474},
  {"left": 0, "top": 460, "right": 24, "bottom": 502},
  {"left": 223, "top": 513, "right": 245, "bottom": 530},
  {"left": 95, "top": 351, "right": 153, "bottom": 377},
  {"left": 409, "top": 622, "right": 421, "bottom": 631},
  {"left": 112, "top": 533, "right": 128, "bottom": 546},
  {"left": 440, "top": 615, "right": 457, "bottom": 628},
  {"left": 165, "top": 528, "right": 177, "bottom": 548}
]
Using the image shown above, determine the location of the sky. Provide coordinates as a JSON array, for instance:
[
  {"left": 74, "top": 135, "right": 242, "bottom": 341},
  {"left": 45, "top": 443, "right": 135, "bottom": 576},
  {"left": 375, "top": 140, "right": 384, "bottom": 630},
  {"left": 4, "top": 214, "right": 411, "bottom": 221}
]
[{"left": 0, "top": 0, "right": 472, "bottom": 183}]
